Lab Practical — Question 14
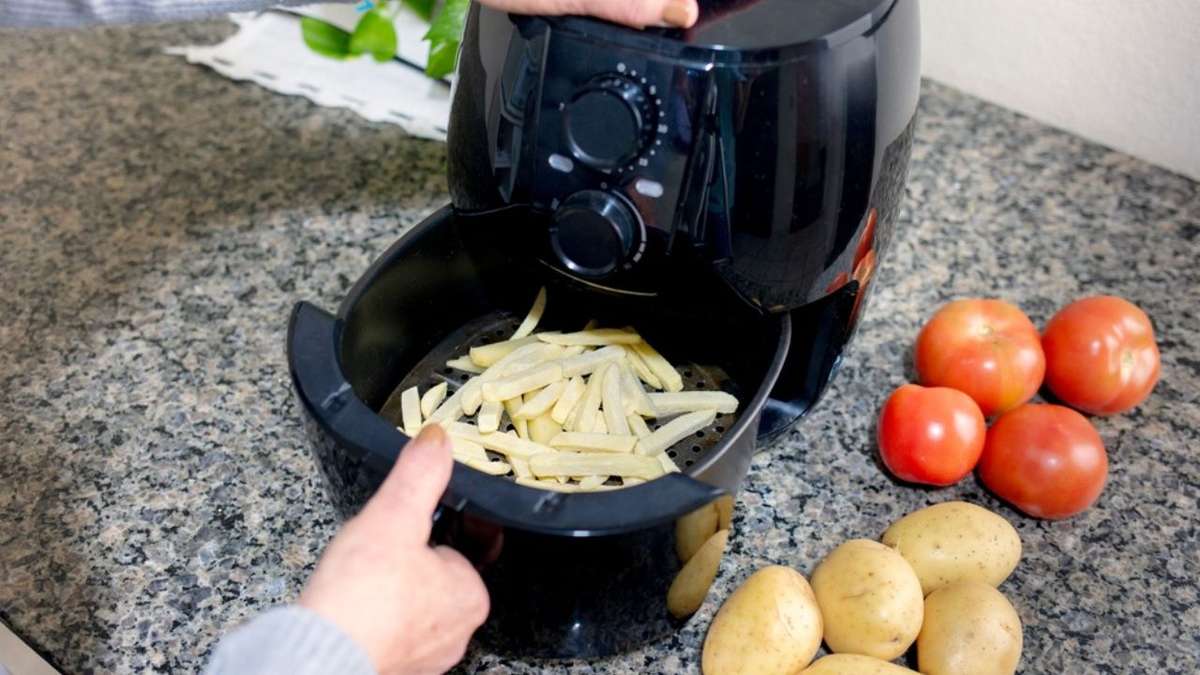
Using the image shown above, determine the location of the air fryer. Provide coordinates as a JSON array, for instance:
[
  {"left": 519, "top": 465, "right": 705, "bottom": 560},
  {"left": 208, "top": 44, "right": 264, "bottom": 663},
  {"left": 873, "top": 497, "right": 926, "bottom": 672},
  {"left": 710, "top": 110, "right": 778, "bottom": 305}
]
[{"left": 288, "top": 0, "right": 920, "bottom": 658}]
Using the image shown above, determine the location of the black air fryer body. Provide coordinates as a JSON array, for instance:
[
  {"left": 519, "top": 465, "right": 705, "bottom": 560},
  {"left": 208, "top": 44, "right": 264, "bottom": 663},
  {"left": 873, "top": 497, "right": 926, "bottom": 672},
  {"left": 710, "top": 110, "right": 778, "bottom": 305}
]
[{"left": 289, "top": 0, "right": 920, "bottom": 659}]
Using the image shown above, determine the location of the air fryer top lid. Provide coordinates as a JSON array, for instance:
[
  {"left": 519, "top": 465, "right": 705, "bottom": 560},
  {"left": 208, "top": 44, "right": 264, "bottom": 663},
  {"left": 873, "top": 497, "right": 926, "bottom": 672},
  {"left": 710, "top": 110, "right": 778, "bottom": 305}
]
[{"left": 544, "top": 0, "right": 896, "bottom": 59}]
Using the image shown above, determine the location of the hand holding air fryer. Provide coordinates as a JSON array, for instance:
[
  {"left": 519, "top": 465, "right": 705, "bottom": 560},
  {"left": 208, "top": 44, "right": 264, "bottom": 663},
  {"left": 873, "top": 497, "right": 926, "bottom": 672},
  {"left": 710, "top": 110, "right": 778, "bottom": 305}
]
[{"left": 289, "top": 0, "right": 920, "bottom": 657}]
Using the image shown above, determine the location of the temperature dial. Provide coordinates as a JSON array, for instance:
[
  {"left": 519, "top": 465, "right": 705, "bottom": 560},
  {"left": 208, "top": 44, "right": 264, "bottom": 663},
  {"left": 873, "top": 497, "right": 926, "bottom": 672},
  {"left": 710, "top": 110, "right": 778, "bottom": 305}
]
[
  {"left": 550, "top": 190, "right": 643, "bottom": 277},
  {"left": 563, "top": 75, "right": 655, "bottom": 171}
]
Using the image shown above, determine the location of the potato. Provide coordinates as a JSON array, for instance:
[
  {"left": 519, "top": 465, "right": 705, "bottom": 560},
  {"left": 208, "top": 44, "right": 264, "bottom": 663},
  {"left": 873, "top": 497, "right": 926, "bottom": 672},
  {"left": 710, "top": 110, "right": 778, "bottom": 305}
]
[
  {"left": 810, "top": 539, "right": 923, "bottom": 661},
  {"left": 881, "top": 501, "right": 1021, "bottom": 595},
  {"left": 675, "top": 503, "right": 720, "bottom": 563},
  {"left": 801, "top": 654, "right": 919, "bottom": 674},
  {"left": 918, "top": 581, "right": 1022, "bottom": 675},
  {"left": 702, "top": 566, "right": 822, "bottom": 675},
  {"left": 667, "top": 529, "right": 729, "bottom": 618},
  {"left": 714, "top": 495, "right": 734, "bottom": 530}
]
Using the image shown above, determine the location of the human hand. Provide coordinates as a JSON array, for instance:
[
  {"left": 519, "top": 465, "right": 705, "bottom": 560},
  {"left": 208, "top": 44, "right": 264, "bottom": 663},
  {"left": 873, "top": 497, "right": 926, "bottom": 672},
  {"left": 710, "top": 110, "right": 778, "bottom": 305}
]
[
  {"left": 477, "top": 0, "right": 699, "bottom": 29},
  {"left": 299, "top": 425, "right": 489, "bottom": 675}
]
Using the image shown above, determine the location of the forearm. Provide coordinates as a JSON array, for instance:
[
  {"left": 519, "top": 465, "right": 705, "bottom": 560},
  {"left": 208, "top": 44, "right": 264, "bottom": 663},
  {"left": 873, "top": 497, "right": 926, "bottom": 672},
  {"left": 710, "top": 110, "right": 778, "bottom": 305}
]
[
  {"left": 0, "top": 0, "right": 338, "bottom": 28},
  {"left": 203, "top": 605, "right": 377, "bottom": 675}
]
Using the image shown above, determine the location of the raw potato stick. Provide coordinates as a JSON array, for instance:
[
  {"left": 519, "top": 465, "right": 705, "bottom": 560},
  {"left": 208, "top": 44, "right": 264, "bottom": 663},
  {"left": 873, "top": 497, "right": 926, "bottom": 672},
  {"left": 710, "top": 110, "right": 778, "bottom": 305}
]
[
  {"left": 461, "top": 343, "right": 560, "bottom": 414},
  {"left": 468, "top": 334, "right": 542, "bottom": 368},
  {"left": 578, "top": 475, "right": 608, "bottom": 490},
  {"left": 426, "top": 385, "right": 466, "bottom": 425},
  {"left": 636, "top": 409, "right": 717, "bottom": 456},
  {"left": 446, "top": 422, "right": 555, "bottom": 459},
  {"left": 592, "top": 413, "right": 608, "bottom": 435},
  {"left": 657, "top": 452, "right": 681, "bottom": 473},
  {"left": 516, "top": 477, "right": 581, "bottom": 493},
  {"left": 510, "top": 287, "right": 547, "bottom": 340},
  {"left": 647, "top": 391, "right": 739, "bottom": 416},
  {"left": 623, "top": 346, "right": 663, "bottom": 390},
  {"left": 538, "top": 328, "right": 641, "bottom": 346},
  {"left": 502, "top": 396, "right": 529, "bottom": 439},
  {"left": 419, "top": 382, "right": 448, "bottom": 418},
  {"left": 451, "top": 438, "right": 489, "bottom": 463},
  {"left": 619, "top": 362, "right": 658, "bottom": 417},
  {"left": 549, "top": 432, "right": 638, "bottom": 453},
  {"left": 516, "top": 380, "right": 566, "bottom": 419},
  {"left": 551, "top": 377, "right": 587, "bottom": 424},
  {"left": 602, "top": 366, "right": 631, "bottom": 436},
  {"left": 483, "top": 362, "right": 564, "bottom": 402},
  {"left": 445, "top": 357, "right": 484, "bottom": 374},
  {"left": 400, "top": 386, "right": 422, "bottom": 435},
  {"left": 509, "top": 456, "right": 533, "bottom": 479},
  {"left": 528, "top": 413, "right": 562, "bottom": 446},
  {"left": 558, "top": 345, "right": 625, "bottom": 378},
  {"left": 529, "top": 452, "right": 665, "bottom": 481},
  {"left": 477, "top": 399, "right": 503, "bottom": 433},
  {"left": 627, "top": 413, "right": 652, "bottom": 439},
  {"left": 464, "top": 459, "right": 513, "bottom": 476},
  {"left": 568, "top": 365, "right": 607, "bottom": 432},
  {"left": 631, "top": 341, "right": 684, "bottom": 392}
]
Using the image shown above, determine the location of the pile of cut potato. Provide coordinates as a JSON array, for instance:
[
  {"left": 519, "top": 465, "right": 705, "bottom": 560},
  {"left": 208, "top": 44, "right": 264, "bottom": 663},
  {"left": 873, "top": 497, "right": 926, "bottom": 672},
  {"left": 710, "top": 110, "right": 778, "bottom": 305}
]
[
  {"left": 395, "top": 288, "right": 739, "bottom": 492},
  {"left": 703, "top": 501, "right": 1025, "bottom": 675}
]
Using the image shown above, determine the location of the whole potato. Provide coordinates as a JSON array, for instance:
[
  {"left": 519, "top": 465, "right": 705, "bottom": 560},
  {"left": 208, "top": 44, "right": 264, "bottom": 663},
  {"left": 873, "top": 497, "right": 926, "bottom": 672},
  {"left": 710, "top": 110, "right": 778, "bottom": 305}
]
[
  {"left": 702, "top": 566, "right": 823, "bottom": 675},
  {"left": 882, "top": 501, "right": 1021, "bottom": 595},
  {"left": 676, "top": 503, "right": 720, "bottom": 563},
  {"left": 810, "top": 539, "right": 924, "bottom": 661},
  {"left": 667, "top": 529, "right": 729, "bottom": 618},
  {"left": 918, "top": 581, "right": 1022, "bottom": 675},
  {"left": 802, "top": 654, "right": 920, "bottom": 674}
]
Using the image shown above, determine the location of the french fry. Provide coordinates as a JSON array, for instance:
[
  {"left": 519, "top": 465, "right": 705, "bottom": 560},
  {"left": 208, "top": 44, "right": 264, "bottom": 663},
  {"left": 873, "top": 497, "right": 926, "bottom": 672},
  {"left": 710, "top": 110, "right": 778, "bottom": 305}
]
[
  {"left": 463, "top": 459, "right": 513, "bottom": 476},
  {"left": 558, "top": 345, "right": 625, "bottom": 378},
  {"left": 658, "top": 452, "right": 681, "bottom": 473},
  {"left": 419, "top": 382, "right": 448, "bottom": 418},
  {"left": 462, "top": 343, "right": 564, "bottom": 414},
  {"left": 631, "top": 341, "right": 684, "bottom": 392},
  {"left": 509, "top": 456, "right": 532, "bottom": 479},
  {"left": 567, "top": 365, "right": 607, "bottom": 432},
  {"left": 549, "top": 432, "right": 638, "bottom": 453},
  {"left": 426, "top": 385, "right": 465, "bottom": 425},
  {"left": 400, "top": 386, "right": 422, "bottom": 435},
  {"left": 515, "top": 380, "right": 566, "bottom": 419},
  {"left": 577, "top": 475, "right": 608, "bottom": 490},
  {"left": 592, "top": 412, "right": 607, "bottom": 434},
  {"left": 551, "top": 377, "right": 586, "bottom": 424},
  {"left": 516, "top": 477, "right": 581, "bottom": 493},
  {"left": 528, "top": 413, "right": 562, "bottom": 446},
  {"left": 538, "top": 328, "right": 641, "bottom": 346},
  {"left": 477, "top": 399, "right": 503, "bottom": 433},
  {"left": 502, "top": 396, "right": 528, "bottom": 439},
  {"left": 627, "top": 413, "right": 652, "bottom": 439},
  {"left": 510, "top": 287, "right": 547, "bottom": 340},
  {"left": 602, "top": 365, "right": 631, "bottom": 436},
  {"left": 623, "top": 346, "right": 663, "bottom": 390},
  {"left": 647, "top": 391, "right": 739, "bottom": 416},
  {"left": 624, "top": 477, "right": 646, "bottom": 486},
  {"left": 529, "top": 452, "right": 665, "bottom": 481},
  {"left": 619, "top": 362, "right": 657, "bottom": 417},
  {"left": 451, "top": 438, "right": 489, "bottom": 463},
  {"left": 446, "top": 422, "right": 555, "bottom": 459},
  {"left": 445, "top": 356, "right": 484, "bottom": 374},
  {"left": 636, "top": 409, "right": 716, "bottom": 456},
  {"left": 468, "top": 334, "right": 542, "bottom": 368},
  {"left": 482, "top": 362, "right": 563, "bottom": 403}
]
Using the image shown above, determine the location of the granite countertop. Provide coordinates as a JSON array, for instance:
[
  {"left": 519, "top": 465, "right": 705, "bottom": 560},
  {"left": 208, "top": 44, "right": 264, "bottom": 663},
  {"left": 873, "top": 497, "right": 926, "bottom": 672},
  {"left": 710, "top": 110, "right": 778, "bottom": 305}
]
[{"left": 1, "top": 20, "right": 1198, "bottom": 675}]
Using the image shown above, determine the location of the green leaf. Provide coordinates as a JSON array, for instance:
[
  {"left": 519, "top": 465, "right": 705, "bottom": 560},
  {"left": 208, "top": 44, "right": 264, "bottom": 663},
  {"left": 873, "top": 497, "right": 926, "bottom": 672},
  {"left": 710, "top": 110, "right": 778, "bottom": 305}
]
[
  {"left": 402, "top": 0, "right": 436, "bottom": 21},
  {"left": 301, "top": 17, "right": 353, "bottom": 60},
  {"left": 349, "top": 10, "right": 398, "bottom": 62},
  {"left": 424, "top": 0, "right": 469, "bottom": 77}
]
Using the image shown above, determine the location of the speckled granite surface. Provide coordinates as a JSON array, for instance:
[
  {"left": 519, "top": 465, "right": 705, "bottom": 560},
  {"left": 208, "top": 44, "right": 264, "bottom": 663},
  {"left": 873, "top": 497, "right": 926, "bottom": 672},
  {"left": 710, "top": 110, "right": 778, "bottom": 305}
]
[{"left": 1, "top": 20, "right": 1197, "bottom": 675}]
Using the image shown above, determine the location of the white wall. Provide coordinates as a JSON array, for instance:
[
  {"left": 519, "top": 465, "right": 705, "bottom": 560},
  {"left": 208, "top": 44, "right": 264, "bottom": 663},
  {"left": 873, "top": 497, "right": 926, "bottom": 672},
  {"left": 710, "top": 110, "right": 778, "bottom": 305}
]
[{"left": 920, "top": 0, "right": 1200, "bottom": 180}]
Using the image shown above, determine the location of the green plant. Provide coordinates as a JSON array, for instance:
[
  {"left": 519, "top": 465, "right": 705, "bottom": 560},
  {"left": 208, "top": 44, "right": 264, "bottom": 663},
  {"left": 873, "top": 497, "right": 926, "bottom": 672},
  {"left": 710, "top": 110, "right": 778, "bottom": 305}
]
[{"left": 300, "top": 0, "right": 469, "bottom": 78}]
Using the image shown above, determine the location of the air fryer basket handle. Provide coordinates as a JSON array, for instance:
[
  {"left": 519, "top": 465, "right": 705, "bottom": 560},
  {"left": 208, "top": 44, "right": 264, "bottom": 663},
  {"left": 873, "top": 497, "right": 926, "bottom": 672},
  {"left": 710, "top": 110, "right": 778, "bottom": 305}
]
[{"left": 288, "top": 301, "right": 409, "bottom": 476}]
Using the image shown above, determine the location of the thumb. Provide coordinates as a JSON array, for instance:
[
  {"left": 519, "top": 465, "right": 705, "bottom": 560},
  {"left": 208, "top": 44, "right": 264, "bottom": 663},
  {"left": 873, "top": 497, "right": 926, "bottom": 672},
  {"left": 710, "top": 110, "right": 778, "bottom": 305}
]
[
  {"left": 359, "top": 424, "right": 453, "bottom": 538},
  {"left": 481, "top": 0, "right": 698, "bottom": 29}
]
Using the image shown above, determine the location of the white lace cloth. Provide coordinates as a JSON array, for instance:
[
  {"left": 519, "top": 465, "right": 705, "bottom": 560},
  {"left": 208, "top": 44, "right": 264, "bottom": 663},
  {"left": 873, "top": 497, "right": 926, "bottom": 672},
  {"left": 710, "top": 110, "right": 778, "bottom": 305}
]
[{"left": 167, "top": 5, "right": 452, "bottom": 141}]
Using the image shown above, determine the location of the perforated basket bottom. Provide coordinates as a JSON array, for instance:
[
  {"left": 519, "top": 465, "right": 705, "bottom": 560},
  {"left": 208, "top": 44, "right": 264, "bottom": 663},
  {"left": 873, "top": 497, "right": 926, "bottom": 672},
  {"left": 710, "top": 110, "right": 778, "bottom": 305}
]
[{"left": 378, "top": 312, "right": 740, "bottom": 474}]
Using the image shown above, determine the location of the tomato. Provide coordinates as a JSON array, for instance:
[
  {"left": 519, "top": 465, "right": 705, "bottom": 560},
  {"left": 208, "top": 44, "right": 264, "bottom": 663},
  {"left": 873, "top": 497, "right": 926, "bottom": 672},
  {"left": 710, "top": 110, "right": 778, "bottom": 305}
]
[
  {"left": 977, "top": 404, "right": 1108, "bottom": 519},
  {"left": 877, "top": 384, "right": 987, "bottom": 486},
  {"left": 1041, "top": 296, "right": 1160, "bottom": 415},
  {"left": 915, "top": 299, "right": 1045, "bottom": 417}
]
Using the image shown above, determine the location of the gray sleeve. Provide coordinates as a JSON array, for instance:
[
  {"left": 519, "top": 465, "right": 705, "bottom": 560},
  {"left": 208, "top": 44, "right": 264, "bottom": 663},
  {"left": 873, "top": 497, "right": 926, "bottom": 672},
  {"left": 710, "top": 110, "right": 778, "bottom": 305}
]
[
  {"left": 203, "top": 605, "right": 377, "bottom": 675},
  {"left": 0, "top": 1, "right": 344, "bottom": 27}
]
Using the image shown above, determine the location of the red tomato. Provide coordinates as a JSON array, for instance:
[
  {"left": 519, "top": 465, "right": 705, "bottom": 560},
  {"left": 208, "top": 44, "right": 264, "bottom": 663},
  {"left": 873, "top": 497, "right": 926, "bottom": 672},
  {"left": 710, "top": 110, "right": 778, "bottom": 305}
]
[
  {"left": 978, "top": 404, "right": 1108, "bottom": 519},
  {"left": 878, "top": 384, "right": 987, "bottom": 486},
  {"left": 915, "top": 299, "right": 1046, "bottom": 417},
  {"left": 1042, "top": 296, "right": 1160, "bottom": 415}
]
